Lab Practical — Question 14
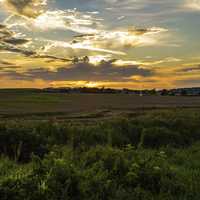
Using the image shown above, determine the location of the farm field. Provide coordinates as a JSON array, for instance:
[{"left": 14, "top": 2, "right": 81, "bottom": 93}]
[{"left": 0, "top": 91, "right": 200, "bottom": 120}]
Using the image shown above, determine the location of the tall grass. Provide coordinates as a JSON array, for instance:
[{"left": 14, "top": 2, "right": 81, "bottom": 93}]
[{"left": 0, "top": 109, "right": 200, "bottom": 199}]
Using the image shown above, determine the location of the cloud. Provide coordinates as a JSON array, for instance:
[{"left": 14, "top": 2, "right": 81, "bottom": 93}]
[
  {"left": 3, "top": 37, "right": 29, "bottom": 45},
  {"left": 0, "top": 60, "right": 20, "bottom": 72},
  {"left": 32, "top": 54, "right": 71, "bottom": 62},
  {"left": 185, "top": 0, "right": 200, "bottom": 10},
  {"left": 0, "top": 23, "right": 73, "bottom": 63},
  {"left": 0, "top": 59, "right": 19, "bottom": 67},
  {"left": 0, "top": 23, "right": 36, "bottom": 55},
  {"left": 39, "top": 26, "right": 168, "bottom": 57},
  {"left": 33, "top": 9, "right": 102, "bottom": 34},
  {"left": 4, "top": 5, "right": 169, "bottom": 53},
  {"left": 177, "top": 65, "right": 200, "bottom": 73},
  {"left": 0, "top": 25, "right": 13, "bottom": 38},
  {"left": 41, "top": 38, "right": 126, "bottom": 56},
  {"left": 1, "top": 60, "right": 153, "bottom": 82},
  {"left": 1, "top": 0, "right": 47, "bottom": 18},
  {"left": 71, "top": 27, "right": 168, "bottom": 52},
  {"left": 4, "top": 9, "right": 103, "bottom": 34},
  {"left": 0, "top": 0, "right": 189, "bottom": 89},
  {"left": 0, "top": 24, "right": 6, "bottom": 29},
  {"left": 0, "top": 23, "right": 29, "bottom": 45},
  {"left": 0, "top": 43, "right": 35, "bottom": 55}
]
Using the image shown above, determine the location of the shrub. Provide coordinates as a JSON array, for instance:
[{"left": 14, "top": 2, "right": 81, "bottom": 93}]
[
  {"left": 0, "top": 123, "right": 47, "bottom": 162},
  {"left": 140, "top": 127, "right": 183, "bottom": 148}
]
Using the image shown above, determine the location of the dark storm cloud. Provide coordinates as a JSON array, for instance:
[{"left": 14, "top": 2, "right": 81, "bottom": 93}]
[{"left": 1, "top": 61, "right": 153, "bottom": 82}]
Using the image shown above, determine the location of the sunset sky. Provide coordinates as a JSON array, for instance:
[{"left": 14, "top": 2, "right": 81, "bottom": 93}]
[{"left": 0, "top": 0, "right": 200, "bottom": 89}]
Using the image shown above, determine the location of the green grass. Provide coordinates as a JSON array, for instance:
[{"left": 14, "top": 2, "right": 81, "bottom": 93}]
[{"left": 0, "top": 109, "right": 200, "bottom": 199}]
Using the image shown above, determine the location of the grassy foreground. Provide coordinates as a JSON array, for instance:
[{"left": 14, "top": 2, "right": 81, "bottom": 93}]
[{"left": 0, "top": 109, "right": 200, "bottom": 199}]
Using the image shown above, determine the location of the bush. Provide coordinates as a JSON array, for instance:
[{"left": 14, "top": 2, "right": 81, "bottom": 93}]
[
  {"left": 0, "top": 109, "right": 200, "bottom": 199},
  {"left": 140, "top": 127, "right": 183, "bottom": 148},
  {"left": 0, "top": 147, "right": 186, "bottom": 200},
  {"left": 0, "top": 123, "right": 47, "bottom": 162},
  {"left": 103, "top": 119, "right": 142, "bottom": 147}
]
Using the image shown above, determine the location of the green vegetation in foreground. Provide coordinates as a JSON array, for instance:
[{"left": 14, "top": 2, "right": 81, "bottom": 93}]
[{"left": 0, "top": 109, "right": 200, "bottom": 199}]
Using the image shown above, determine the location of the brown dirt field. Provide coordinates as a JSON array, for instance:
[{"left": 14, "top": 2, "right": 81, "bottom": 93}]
[{"left": 0, "top": 92, "right": 200, "bottom": 120}]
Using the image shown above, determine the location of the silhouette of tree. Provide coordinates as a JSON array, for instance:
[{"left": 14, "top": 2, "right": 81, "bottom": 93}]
[
  {"left": 82, "top": 56, "right": 90, "bottom": 63},
  {"left": 72, "top": 56, "right": 79, "bottom": 64}
]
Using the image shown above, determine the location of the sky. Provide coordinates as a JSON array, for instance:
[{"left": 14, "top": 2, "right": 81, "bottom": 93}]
[{"left": 0, "top": 0, "right": 200, "bottom": 89}]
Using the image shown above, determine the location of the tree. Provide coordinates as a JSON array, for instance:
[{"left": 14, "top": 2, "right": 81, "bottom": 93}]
[
  {"left": 82, "top": 56, "right": 90, "bottom": 63},
  {"left": 72, "top": 56, "right": 79, "bottom": 64}
]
